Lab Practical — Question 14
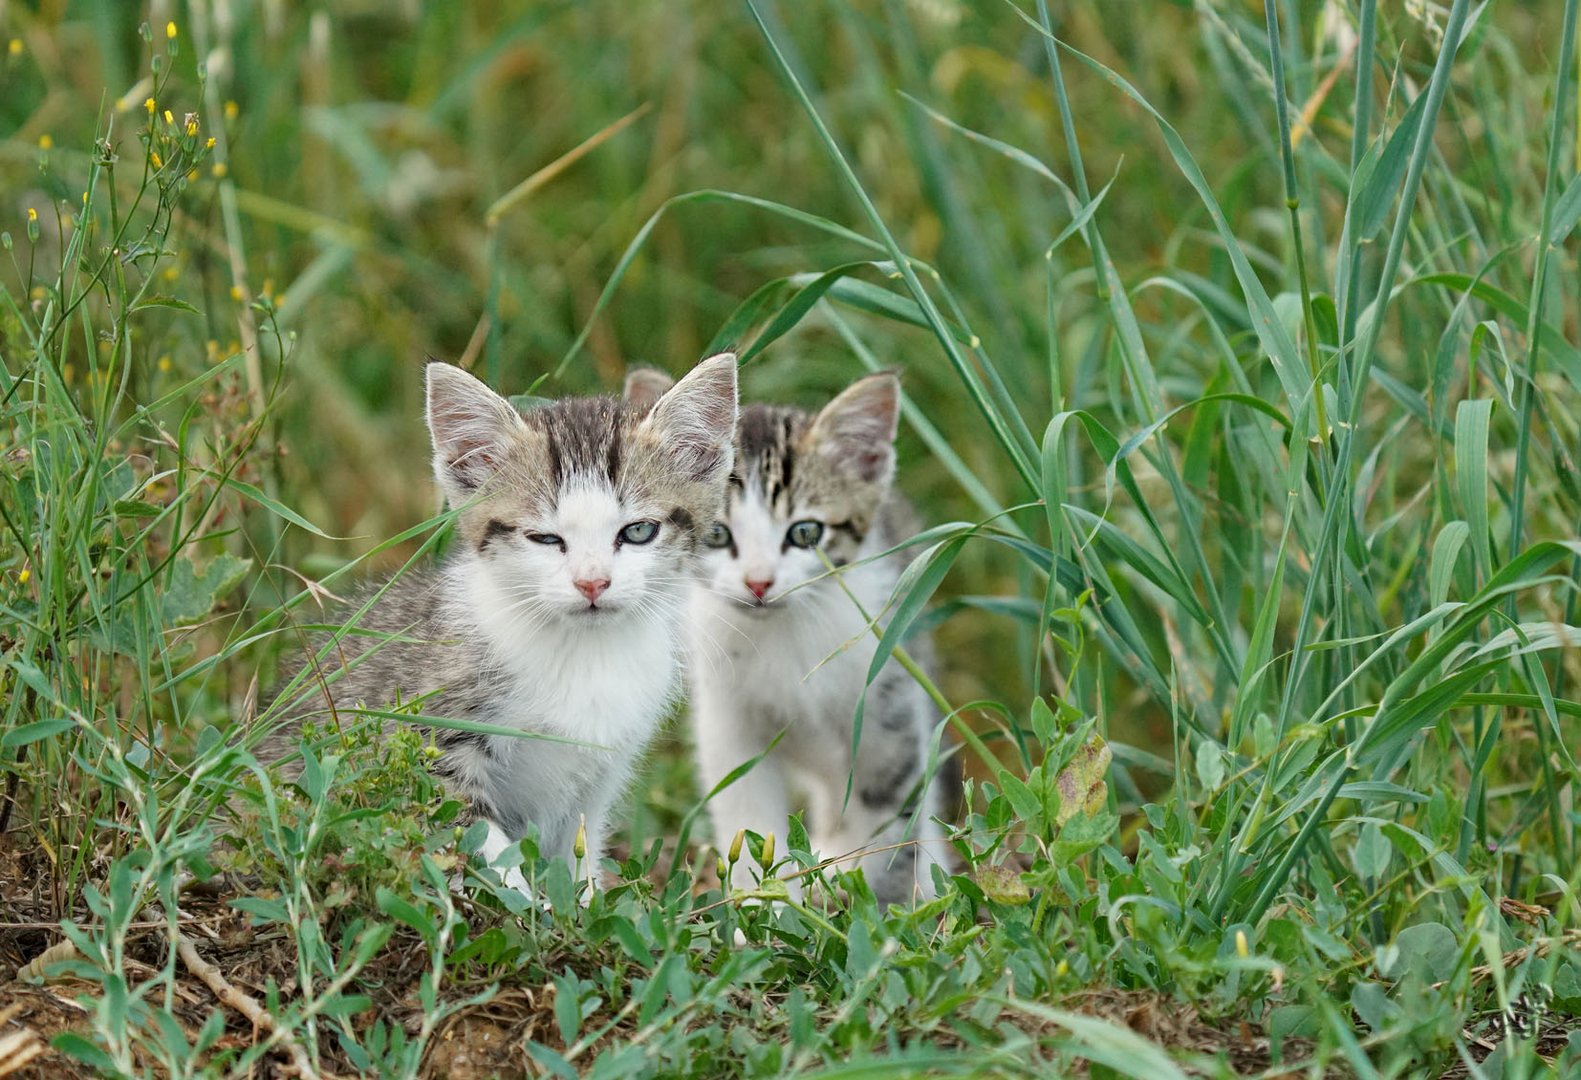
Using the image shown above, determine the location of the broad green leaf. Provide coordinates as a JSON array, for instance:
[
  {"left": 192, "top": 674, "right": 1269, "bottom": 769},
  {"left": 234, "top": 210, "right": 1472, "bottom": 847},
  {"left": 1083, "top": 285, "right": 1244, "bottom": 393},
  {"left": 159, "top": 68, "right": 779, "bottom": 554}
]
[{"left": 160, "top": 554, "right": 252, "bottom": 626}]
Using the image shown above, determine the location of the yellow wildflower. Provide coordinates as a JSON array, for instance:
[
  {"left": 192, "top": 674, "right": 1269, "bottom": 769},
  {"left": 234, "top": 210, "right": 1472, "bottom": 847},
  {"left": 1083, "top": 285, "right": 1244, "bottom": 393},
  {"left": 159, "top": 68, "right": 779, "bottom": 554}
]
[
  {"left": 1235, "top": 929, "right": 1249, "bottom": 958},
  {"left": 163, "top": 109, "right": 173, "bottom": 125},
  {"left": 150, "top": 151, "right": 163, "bottom": 169},
  {"left": 158, "top": 355, "right": 172, "bottom": 372},
  {"left": 27, "top": 208, "right": 37, "bottom": 222},
  {"left": 228, "top": 284, "right": 243, "bottom": 301},
  {"left": 165, "top": 21, "right": 177, "bottom": 39},
  {"left": 145, "top": 96, "right": 156, "bottom": 114},
  {"left": 223, "top": 100, "right": 238, "bottom": 121},
  {"left": 7, "top": 39, "right": 21, "bottom": 57},
  {"left": 211, "top": 162, "right": 227, "bottom": 178},
  {"left": 18, "top": 568, "right": 30, "bottom": 584},
  {"left": 38, "top": 134, "right": 52, "bottom": 150},
  {"left": 185, "top": 118, "right": 198, "bottom": 136},
  {"left": 205, "top": 136, "right": 215, "bottom": 150}
]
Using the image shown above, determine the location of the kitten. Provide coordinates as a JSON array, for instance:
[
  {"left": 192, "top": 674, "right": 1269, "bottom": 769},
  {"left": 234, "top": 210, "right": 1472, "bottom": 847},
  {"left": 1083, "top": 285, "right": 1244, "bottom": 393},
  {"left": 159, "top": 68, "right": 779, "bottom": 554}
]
[
  {"left": 274, "top": 354, "right": 738, "bottom": 892},
  {"left": 625, "top": 369, "right": 947, "bottom": 905}
]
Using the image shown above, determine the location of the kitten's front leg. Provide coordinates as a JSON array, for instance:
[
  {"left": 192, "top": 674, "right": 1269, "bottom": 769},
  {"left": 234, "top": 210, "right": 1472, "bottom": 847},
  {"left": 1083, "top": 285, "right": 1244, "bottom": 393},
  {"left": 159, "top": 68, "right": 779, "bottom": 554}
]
[
  {"left": 694, "top": 698, "right": 798, "bottom": 900},
  {"left": 478, "top": 818, "right": 537, "bottom": 899}
]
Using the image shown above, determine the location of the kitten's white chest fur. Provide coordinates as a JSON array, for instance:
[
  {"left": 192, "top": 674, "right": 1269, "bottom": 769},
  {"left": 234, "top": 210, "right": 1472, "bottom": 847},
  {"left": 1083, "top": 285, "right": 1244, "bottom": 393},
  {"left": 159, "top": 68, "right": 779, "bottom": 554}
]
[
  {"left": 449, "top": 555, "right": 682, "bottom": 864},
  {"left": 458, "top": 556, "right": 682, "bottom": 746},
  {"left": 688, "top": 561, "right": 884, "bottom": 733}
]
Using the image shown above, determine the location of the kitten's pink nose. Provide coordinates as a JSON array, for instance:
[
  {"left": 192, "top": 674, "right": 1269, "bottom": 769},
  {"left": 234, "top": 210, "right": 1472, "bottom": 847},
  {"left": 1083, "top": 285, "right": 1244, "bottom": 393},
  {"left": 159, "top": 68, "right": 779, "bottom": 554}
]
[
  {"left": 575, "top": 577, "right": 610, "bottom": 603},
  {"left": 746, "top": 578, "right": 773, "bottom": 600}
]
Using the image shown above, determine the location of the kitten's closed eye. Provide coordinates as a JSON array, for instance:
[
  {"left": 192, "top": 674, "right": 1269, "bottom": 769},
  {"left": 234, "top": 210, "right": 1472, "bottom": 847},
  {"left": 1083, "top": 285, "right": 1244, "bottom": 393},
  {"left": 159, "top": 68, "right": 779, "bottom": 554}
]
[{"left": 525, "top": 531, "right": 567, "bottom": 551}]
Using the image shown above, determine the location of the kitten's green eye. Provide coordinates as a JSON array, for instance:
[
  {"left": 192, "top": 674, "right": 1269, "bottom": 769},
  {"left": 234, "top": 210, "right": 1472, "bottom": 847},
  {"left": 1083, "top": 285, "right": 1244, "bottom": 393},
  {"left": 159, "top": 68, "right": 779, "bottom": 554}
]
[
  {"left": 526, "top": 532, "right": 565, "bottom": 547},
  {"left": 785, "top": 520, "right": 824, "bottom": 549},
  {"left": 704, "top": 523, "right": 733, "bottom": 549},
  {"left": 619, "top": 520, "right": 659, "bottom": 545}
]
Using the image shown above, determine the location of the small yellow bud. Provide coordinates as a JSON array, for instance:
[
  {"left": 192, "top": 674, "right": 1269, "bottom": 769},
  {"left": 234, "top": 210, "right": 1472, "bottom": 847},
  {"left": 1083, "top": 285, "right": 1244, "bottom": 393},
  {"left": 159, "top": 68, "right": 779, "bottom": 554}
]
[
  {"left": 573, "top": 815, "right": 587, "bottom": 860},
  {"left": 1235, "top": 929, "right": 1249, "bottom": 958},
  {"left": 728, "top": 828, "right": 744, "bottom": 865},
  {"left": 81, "top": 191, "right": 88, "bottom": 205},
  {"left": 758, "top": 831, "right": 775, "bottom": 870},
  {"left": 185, "top": 119, "right": 198, "bottom": 136},
  {"left": 17, "top": 568, "right": 30, "bottom": 584},
  {"left": 716, "top": 855, "right": 729, "bottom": 881},
  {"left": 211, "top": 162, "right": 227, "bottom": 178},
  {"left": 162, "top": 266, "right": 179, "bottom": 281},
  {"left": 228, "top": 284, "right": 243, "bottom": 302},
  {"left": 165, "top": 21, "right": 177, "bottom": 39},
  {"left": 150, "top": 151, "right": 162, "bottom": 168},
  {"left": 157, "top": 355, "right": 172, "bottom": 372},
  {"left": 27, "top": 208, "right": 37, "bottom": 222},
  {"left": 274, "top": 292, "right": 286, "bottom": 308},
  {"left": 223, "top": 100, "right": 238, "bottom": 121},
  {"left": 1055, "top": 958, "right": 1069, "bottom": 977},
  {"left": 186, "top": 169, "right": 197, "bottom": 181},
  {"left": 144, "top": 97, "right": 156, "bottom": 114},
  {"left": 163, "top": 109, "right": 173, "bottom": 126},
  {"left": 7, "top": 39, "right": 21, "bottom": 57},
  {"left": 38, "top": 134, "right": 52, "bottom": 150},
  {"left": 205, "top": 136, "right": 215, "bottom": 150}
]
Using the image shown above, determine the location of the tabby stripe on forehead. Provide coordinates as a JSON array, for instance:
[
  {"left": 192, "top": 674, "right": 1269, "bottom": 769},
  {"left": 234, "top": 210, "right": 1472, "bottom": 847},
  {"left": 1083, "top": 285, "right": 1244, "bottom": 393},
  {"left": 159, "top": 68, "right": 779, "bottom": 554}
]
[
  {"left": 779, "top": 413, "right": 797, "bottom": 502},
  {"left": 545, "top": 423, "right": 563, "bottom": 486},
  {"left": 667, "top": 506, "right": 694, "bottom": 532},
  {"left": 829, "top": 519, "right": 865, "bottom": 542},
  {"left": 605, "top": 428, "right": 622, "bottom": 485}
]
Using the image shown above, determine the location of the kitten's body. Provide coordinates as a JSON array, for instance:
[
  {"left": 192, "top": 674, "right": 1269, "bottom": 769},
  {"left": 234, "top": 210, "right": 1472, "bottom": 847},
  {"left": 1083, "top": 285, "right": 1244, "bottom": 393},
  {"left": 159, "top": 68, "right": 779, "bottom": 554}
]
[
  {"left": 274, "top": 358, "right": 738, "bottom": 887},
  {"left": 625, "top": 371, "right": 947, "bottom": 905}
]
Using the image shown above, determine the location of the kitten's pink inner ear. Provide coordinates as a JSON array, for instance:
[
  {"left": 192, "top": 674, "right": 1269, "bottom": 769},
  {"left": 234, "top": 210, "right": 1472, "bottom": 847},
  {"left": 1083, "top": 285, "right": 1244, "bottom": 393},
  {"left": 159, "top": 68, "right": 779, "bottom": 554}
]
[
  {"left": 809, "top": 374, "right": 899, "bottom": 483},
  {"left": 642, "top": 353, "right": 738, "bottom": 481},
  {"left": 425, "top": 364, "right": 525, "bottom": 492}
]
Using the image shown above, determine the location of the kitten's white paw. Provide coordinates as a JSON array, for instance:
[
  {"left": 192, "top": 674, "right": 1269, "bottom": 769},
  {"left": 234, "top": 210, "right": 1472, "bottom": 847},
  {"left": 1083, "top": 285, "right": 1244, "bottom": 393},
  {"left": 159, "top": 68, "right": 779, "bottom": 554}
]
[{"left": 472, "top": 821, "right": 551, "bottom": 912}]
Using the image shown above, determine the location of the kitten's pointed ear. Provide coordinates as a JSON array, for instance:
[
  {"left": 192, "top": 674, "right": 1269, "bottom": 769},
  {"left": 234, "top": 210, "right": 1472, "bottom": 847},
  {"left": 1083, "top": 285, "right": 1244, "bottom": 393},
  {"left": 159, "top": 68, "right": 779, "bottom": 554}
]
[
  {"left": 425, "top": 361, "right": 528, "bottom": 502},
  {"left": 806, "top": 372, "right": 900, "bottom": 485},
  {"left": 622, "top": 367, "right": 676, "bottom": 415},
  {"left": 639, "top": 352, "right": 738, "bottom": 483}
]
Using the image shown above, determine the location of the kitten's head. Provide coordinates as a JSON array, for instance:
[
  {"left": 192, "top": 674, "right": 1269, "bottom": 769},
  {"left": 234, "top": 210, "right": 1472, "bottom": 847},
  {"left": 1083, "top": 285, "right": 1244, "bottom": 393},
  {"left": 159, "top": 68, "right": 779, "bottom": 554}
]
[
  {"left": 426, "top": 354, "right": 737, "bottom": 623},
  {"left": 625, "top": 369, "right": 899, "bottom": 610}
]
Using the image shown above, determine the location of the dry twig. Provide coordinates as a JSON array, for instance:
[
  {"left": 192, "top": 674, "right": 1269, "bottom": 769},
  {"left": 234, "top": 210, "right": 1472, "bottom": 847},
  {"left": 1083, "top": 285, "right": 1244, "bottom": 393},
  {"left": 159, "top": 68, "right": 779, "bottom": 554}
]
[{"left": 175, "top": 930, "right": 319, "bottom": 1080}]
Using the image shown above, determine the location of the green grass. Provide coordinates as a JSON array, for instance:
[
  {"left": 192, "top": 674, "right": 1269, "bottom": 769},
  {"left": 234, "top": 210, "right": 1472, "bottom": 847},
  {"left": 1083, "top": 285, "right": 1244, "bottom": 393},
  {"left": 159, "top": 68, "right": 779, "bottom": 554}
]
[{"left": 2, "top": 1, "right": 1579, "bottom": 1076}]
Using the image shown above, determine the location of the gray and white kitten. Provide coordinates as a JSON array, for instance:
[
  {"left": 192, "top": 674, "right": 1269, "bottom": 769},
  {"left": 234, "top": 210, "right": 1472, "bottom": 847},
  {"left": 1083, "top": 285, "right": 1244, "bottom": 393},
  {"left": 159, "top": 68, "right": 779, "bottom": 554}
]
[
  {"left": 276, "top": 354, "right": 738, "bottom": 891},
  {"left": 625, "top": 369, "right": 947, "bottom": 905}
]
